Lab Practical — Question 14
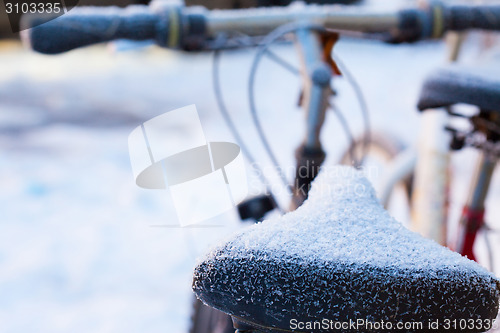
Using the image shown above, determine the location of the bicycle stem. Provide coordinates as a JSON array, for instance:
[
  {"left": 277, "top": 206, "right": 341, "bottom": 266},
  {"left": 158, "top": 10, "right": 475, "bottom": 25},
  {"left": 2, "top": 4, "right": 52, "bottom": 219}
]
[
  {"left": 295, "top": 28, "right": 331, "bottom": 150},
  {"left": 290, "top": 28, "right": 331, "bottom": 209}
]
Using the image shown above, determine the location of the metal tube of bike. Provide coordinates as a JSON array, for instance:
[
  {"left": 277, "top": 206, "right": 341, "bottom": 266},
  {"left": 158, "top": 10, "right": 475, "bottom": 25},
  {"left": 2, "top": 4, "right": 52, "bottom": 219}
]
[
  {"left": 411, "top": 110, "right": 451, "bottom": 246},
  {"left": 295, "top": 28, "right": 331, "bottom": 150},
  {"left": 455, "top": 152, "right": 497, "bottom": 261},
  {"left": 290, "top": 28, "right": 330, "bottom": 209},
  {"left": 409, "top": 33, "right": 465, "bottom": 246},
  {"left": 204, "top": 6, "right": 399, "bottom": 37}
]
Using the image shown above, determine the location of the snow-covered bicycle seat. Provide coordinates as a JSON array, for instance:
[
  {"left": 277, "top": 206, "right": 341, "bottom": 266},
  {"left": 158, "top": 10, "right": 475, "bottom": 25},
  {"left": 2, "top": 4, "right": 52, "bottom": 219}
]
[
  {"left": 418, "top": 64, "right": 500, "bottom": 112},
  {"left": 193, "top": 166, "right": 500, "bottom": 332}
]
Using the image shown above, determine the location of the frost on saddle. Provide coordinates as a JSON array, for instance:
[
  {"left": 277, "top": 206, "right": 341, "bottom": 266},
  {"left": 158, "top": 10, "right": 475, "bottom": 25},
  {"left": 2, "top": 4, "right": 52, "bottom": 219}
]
[{"left": 192, "top": 166, "right": 500, "bottom": 332}]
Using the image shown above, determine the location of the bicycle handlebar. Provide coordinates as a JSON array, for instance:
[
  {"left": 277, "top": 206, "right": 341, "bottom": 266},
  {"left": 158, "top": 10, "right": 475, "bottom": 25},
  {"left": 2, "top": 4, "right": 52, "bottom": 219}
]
[
  {"left": 22, "top": 6, "right": 184, "bottom": 54},
  {"left": 446, "top": 5, "right": 500, "bottom": 31},
  {"left": 22, "top": 3, "right": 500, "bottom": 54}
]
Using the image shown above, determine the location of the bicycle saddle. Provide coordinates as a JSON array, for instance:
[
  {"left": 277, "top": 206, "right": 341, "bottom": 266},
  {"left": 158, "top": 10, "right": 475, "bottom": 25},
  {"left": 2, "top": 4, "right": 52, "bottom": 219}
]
[
  {"left": 418, "top": 64, "right": 500, "bottom": 112},
  {"left": 193, "top": 166, "right": 500, "bottom": 332}
]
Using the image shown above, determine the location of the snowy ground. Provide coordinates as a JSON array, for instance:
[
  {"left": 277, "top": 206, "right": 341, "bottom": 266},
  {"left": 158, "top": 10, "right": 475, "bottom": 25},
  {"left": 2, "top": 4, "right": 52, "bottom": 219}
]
[{"left": 1, "top": 17, "right": 500, "bottom": 333}]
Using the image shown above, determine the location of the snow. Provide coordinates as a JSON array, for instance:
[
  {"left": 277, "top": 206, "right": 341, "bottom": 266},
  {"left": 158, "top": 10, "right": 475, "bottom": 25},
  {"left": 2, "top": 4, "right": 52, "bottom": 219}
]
[
  {"left": 1, "top": 19, "right": 500, "bottom": 333},
  {"left": 199, "top": 166, "right": 496, "bottom": 275}
]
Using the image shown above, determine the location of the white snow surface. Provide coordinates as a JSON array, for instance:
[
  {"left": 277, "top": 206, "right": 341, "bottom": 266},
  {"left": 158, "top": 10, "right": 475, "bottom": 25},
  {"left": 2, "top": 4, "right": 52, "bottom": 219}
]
[{"left": 202, "top": 166, "right": 498, "bottom": 277}]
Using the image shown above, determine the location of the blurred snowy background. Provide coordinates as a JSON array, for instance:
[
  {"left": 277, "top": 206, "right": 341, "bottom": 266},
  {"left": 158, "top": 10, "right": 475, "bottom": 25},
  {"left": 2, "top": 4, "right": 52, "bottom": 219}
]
[{"left": 2, "top": 0, "right": 500, "bottom": 332}]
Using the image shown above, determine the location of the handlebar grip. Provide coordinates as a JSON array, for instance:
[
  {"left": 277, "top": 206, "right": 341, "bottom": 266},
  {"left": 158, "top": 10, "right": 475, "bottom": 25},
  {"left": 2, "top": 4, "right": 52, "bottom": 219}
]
[
  {"left": 22, "top": 6, "right": 173, "bottom": 54},
  {"left": 446, "top": 5, "right": 500, "bottom": 31},
  {"left": 393, "top": 4, "right": 500, "bottom": 43}
]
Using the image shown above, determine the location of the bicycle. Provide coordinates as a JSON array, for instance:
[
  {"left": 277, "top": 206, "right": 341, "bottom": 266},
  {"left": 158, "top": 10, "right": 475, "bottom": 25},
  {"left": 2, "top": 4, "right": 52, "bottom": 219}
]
[
  {"left": 23, "top": 1, "right": 500, "bottom": 332},
  {"left": 341, "top": 31, "right": 500, "bottom": 273}
]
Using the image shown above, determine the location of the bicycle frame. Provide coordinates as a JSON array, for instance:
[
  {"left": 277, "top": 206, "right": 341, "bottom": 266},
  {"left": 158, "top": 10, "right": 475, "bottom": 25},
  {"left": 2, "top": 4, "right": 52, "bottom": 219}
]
[
  {"left": 455, "top": 152, "right": 497, "bottom": 262},
  {"left": 409, "top": 32, "right": 467, "bottom": 247},
  {"left": 411, "top": 109, "right": 451, "bottom": 246},
  {"left": 375, "top": 33, "right": 499, "bottom": 268}
]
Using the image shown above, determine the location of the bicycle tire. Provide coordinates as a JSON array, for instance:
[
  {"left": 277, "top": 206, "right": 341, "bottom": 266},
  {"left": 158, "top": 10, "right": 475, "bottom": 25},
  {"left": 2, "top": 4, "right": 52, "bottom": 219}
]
[
  {"left": 189, "top": 297, "right": 234, "bottom": 333},
  {"left": 340, "top": 132, "right": 414, "bottom": 224}
]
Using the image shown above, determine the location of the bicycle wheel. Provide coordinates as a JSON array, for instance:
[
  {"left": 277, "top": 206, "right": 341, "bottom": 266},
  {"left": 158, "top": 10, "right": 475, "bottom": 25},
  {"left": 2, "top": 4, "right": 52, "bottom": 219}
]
[
  {"left": 340, "top": 132, "right": 414, "bottom": 226},
  {"left": 189, "top": 297, "right": 234, "bottom": 333}
]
